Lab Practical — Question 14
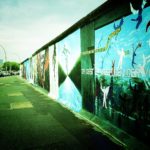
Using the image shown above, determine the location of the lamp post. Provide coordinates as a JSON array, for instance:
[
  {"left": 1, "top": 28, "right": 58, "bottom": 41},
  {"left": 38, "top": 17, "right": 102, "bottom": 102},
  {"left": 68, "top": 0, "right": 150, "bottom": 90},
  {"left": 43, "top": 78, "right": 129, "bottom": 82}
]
[
  {"left": 0, "top": 44, "right": 7, "bottom": 62},
  {"left": 0, "top": 44, "right": 7, "bottom": 71}
]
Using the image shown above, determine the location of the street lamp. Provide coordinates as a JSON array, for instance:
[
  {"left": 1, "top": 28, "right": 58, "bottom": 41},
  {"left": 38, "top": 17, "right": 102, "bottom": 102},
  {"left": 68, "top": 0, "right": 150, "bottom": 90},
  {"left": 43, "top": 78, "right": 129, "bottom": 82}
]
[
  {"left": 0, "top": 44, "right": 7, "bottom": 71},
  {"left": 0, "top": 44, "right": 7, "bottom": 62}
]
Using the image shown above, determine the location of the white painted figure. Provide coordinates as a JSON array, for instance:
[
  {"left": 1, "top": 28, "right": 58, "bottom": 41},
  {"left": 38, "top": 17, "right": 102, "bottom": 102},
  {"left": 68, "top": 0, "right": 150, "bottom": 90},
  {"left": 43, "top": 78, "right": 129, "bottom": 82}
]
[
  {"left": 130, "top": 0, "right": 147, "bottom": 14},
  {"left": 62, "top": 44, "right": 70, "bottom": 75},
  {"left": 117, "top": 48, "right": 125, "bottom": 70},
  {"left": 100, "top": 84, "right": 110, "bottom": 108}
]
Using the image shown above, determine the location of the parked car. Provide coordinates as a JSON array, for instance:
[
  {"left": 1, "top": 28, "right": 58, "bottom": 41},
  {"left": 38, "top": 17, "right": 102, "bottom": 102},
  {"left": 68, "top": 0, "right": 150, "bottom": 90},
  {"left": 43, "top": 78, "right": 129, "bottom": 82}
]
[
  {"left": 0, "top": 71, "right": 4, "bottom": 77},
  {"left": 10, "top": 71, "right": 20, "bottom": 76},
  {"left": 0, "top": 71, "right": 11, "bottom": 77}
]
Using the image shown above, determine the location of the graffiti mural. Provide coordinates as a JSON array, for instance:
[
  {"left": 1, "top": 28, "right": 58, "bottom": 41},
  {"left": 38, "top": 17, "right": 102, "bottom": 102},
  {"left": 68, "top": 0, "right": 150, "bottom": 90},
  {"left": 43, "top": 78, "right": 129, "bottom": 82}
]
[
  {"left": 22, "top": 63, "right": 26, "bottom": 79},
  {"left": 36, "top": 49, "right": 49, "bottom": 91},
  {"left": 56, "top": 29, "right": 82, "bottom": 112},
  {"left": 95, "top": 6, "right": 150, "bottom": 126},
  {"left": 32, "top": 55, "right": 38, "bottom": 85},
  {"left": 20, "top": 64, "right": 23, "bottom": 77},
  {"left": 29, "top": 58, "right": 34, "bottom": 84},
  {"left": 48, "top": 45, "right": 58, "bottom": 99},
  {"left": 23, "top": 59, "right": 30, "bottom": 81}
]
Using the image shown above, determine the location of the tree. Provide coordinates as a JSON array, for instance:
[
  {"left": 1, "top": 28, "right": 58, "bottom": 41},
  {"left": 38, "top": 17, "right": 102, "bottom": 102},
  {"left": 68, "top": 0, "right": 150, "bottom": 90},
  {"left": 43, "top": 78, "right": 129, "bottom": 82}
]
[
  {"left": 2, "top": 61, "right": 20, "bottom": 71},
  {"left": 11, "top": 62, "right": 20, "bottom": 71},
  {"left": 2, "top": 61, "right": 11, "bottom": 71}
]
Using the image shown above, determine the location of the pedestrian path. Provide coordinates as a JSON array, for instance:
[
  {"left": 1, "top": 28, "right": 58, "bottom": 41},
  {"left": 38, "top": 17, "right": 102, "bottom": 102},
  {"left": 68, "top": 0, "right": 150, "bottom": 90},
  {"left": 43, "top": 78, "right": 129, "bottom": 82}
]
[
  {"left": 0, "top": 76, "right": 123, "bottom": 150},
  {"left": 18, "top": 76, "right": 149, "bottom": 150}
]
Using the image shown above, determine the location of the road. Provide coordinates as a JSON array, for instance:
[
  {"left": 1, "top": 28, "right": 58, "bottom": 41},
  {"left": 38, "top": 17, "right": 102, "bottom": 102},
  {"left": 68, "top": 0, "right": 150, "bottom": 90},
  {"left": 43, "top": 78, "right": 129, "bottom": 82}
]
[{"left": 0, "top": 76, "right": 123, "bottom": 150}]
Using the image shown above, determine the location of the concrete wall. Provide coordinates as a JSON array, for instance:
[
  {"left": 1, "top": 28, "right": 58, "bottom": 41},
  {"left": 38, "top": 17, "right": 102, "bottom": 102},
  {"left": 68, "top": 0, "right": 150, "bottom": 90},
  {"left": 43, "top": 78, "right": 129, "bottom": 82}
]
[{"left": 21, "top": 0, "right": 150, "bottom": 144}]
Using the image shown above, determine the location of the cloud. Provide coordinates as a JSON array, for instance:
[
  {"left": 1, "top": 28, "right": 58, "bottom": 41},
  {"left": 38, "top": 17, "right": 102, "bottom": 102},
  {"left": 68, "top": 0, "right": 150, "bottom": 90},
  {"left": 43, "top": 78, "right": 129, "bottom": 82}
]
[{"left": 0, "top": 0, "right": 107, "bottom": 62}]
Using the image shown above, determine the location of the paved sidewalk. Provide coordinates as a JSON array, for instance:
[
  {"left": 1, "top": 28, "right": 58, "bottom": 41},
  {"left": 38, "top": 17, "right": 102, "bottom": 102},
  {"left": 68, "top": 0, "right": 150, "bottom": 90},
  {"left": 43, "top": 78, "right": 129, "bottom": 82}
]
[
  {"left": 78, "top": 110, "right": 149, "bottom": 150},
  {"left": 20, "top": 77, "right": 150, "bottom": 150},
  {"left": 0, "top": 76, "right": 123, "bottom": 150}
]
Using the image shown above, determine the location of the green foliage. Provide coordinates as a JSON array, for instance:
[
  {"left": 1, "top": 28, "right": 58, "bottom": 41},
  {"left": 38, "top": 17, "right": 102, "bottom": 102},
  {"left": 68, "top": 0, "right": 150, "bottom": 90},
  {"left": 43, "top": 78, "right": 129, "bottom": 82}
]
[{"left": 2, "top": 61, "right": 20, "bottom": 71}]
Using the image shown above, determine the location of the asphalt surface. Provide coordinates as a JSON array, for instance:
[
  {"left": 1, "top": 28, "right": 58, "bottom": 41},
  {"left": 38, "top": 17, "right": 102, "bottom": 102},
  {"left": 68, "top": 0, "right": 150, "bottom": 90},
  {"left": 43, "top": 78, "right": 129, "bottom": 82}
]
[{"left": 0, "top": 76, "right": 123, "bottom": 150}]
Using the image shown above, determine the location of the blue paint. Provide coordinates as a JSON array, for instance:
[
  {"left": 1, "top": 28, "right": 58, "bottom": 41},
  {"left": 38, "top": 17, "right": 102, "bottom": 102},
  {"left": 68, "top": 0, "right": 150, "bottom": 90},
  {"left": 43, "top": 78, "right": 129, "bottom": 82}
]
[
  {"left": 113, "top": 18, "right": 124, "bottom": 30},
  {"left": 58, "top": 77, "right": 82, "bottom": 112},
  {"left": 131, "top": 8, "right": 143, "bottom": 29},
  {"left": 56, "top": 29, "right": 82, "bottom": 112},
  {"left": 24, "top": 60, "right": 30, "bottom": 81},
  {"left": 57, "top": 29, "right": 81, "bottom": 75},
  {"left": 95, "top": 6, "right": 150, "bottom": 78}
]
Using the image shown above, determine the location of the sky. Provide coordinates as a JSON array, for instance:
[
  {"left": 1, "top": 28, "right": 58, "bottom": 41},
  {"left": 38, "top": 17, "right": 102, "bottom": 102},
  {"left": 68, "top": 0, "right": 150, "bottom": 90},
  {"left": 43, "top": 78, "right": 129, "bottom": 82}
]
[{"left": 0, "top": 0, "right": 107, "bottom": 63}]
